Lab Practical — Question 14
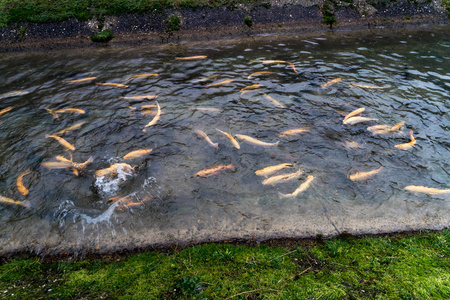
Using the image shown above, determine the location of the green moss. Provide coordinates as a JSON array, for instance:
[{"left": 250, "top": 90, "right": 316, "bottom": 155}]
[
  {"left": 90, "top": 29, "right": 114, "bottom": 42},
  {"left": 243, "top": 15, "right": 252, "bottom": 27},
  {"left": 164, "top": 14, "right": 180, "bottom": 33},
  {"left": 1, "top": 231, "right": 450, "bottom": 298}
]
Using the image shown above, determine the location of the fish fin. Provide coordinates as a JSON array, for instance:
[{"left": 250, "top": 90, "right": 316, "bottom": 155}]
[
  {"left": 275, "top": 141, "right": 280, "bottom": 146},
  {"left": 72, "top": 169, "right": 79, "bottom": 176}
]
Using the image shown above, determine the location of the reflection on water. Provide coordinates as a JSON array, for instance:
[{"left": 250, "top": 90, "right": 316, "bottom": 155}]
[{"left": 0, "top": 26, "right": 449, "bottom": 254}]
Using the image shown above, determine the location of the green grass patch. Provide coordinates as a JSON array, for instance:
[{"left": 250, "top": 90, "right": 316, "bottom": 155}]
[
  {"left": 90, "top": 28, "right": 114, "bottom": 42},
  {"left": 1, "top": 231, "right": 450, "bottom": 298}
]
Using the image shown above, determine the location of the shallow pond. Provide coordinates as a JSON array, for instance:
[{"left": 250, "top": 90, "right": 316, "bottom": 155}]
[{"left": 0, "top": 25, "right": 449, "bottom": 255}]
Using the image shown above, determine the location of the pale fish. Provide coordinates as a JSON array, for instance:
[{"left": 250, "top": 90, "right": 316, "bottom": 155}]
[
  {"left": 339, "top": 140, "right": 363, "bottom": 149},
  {"left": 176, "top": 55, "right": 207, "bottom": 60},
  {"left": 141, "top": 110, "right": 162, "bottom": 116},
  {"left": 46, "top": 134, "right": 75, "bottom": 151},
  {"left": 235, "top": 134, "right": 279, "bottom": 147},
  {"left": 247, "top": 71, "right": 274, "bottom": 79},
  {"left": 0, "top": 90, "right": 29, "bottom": 100},
  {"left": 240, "top": 84, "right": 264, "bottom": 94},
  {"left": 255, "top": 163, "right": 294, "bottom": 177},
  {"left": 0, "top": 106, "right": 13, "bottom": 117},
  {"left": 343, "top": 107, "right": 365, "bottom": 122},
  {"left": 262, "top": 169, "right": 303, "bottom": 186},
  {"left": 123, "top": 148, "right": 153, "bottom": 160},
  {"left": 192, "top": 74, "right": 219, "bottom": 83},
  {"left": 195, "top": 130, "right": 219, "bottom": 149},
  {"left": 279, "top": 175, "right": 315, "bottom": 199},
  {"left": 120, "top": 95, "right": 158, "bottom": 101},
  {"left": 195, "top": 163, "right": 235, "bottom": 177},
  {"left": 96, "top": 82, "right": 129, "bottom": 88},
  {"left": 46, "top": 108, "right": 85, "bottom": 119},
  {"left": 41, "top": 161, "right": 74, "bottom": 169},
  {"left": 404, "top": 185, "right": 450, "bottom": 195},
  {"left": 251, "top": 60, "right": 298, "bottom": 74},
  {"left": 94, "top": 163, "right": 135, "bottom": 178},
  {"left": 368, "top": 121, "right": 405, "bottom": 135},
  {"left": 144, "top": 102, "right": 161, "bottom": 127},
  {"left": 62, "top": 77, "right": 97, "bottom": 83},
  {"left": 350, "top": 83, "right": 387, "bottom": 89},
  {"left": 343, "top": 116, "right": 377, "bottom": 125},
  {"left": 17, "top": 170, "right": 31, "bottom": 196},
  {"left": 125, "top": 73, "right": 158, "bottom": 82},
  {"left": 53, "top": 122, "right": 86, "bottom": 136},
  {"left": 51, "top": 155, "right": 93, "bottom": 175},
  {"left": 278, "top": 127, "right": 311, "bottom": 137},
  {"left": 321, "top": 78, "right": 342, "bottom": 89},
  {"left": 204, "top": 79, "right": 234, "bottom": 88},
  {"left": 0, "top": 195, "right": 28, "bottom": 207},
  {"left": 394, "top": 131, "right": 416, "bottom": 150},
  {"left": 188, "top": 107, "right": 222, "bottom": 113},
  {"left": 216, "top": 128, "right": 240, "bottom": 149},
  {"left": 348, "top": 167, "right": 383, "bottom": 181},
  {"left": 263, "top": 93, "right": 285, "bottom": 108}
]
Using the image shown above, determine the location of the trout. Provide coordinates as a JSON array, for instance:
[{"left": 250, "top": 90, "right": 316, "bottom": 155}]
[
  {"left": 262, "top": 169, "right": 303, "bottom": 186},
  {"left": 123, "top": 149, "right": 153, "bottom": 160},
  {"left": 53, "top": 122, "right": 86, "bottom": 136},
  {"left": 204, "top": 79, "right": 234, "bottom": 88},
  {"left": 251, "top": 60, "right": 298, "bottom": 74},
  {"left": 120, "top": 95, "right": 157, "bottom": 100},
  {"left": 17, "top": 170, "right": 31, "bottom": 196},
  {"left": 46, "top": 134, "right": 75, "bottom": 151},
  {"left": 63, "top": 77, "right": 97, "bottom": 83},
  {"left": 125, "top": 73, "right": 158, "bottom": 82},
  {"left": 394, "top": 131, "right": 416, "bottom": 150},
  {"left": 350, "top": 83, "right": 387, "bottom": 89},
  {"left": 404, "top": 185, "right": 450, "bottom": 195},
  {"left": 343, "top": 116, "right": 377, "bottom": 125},
  {"left": 235, "top": 134, "right": 279, "bottom": 147},
  {"left": 0, "top": 106, "right": 13, "bottom": 117},
  {"left": 263, "top": 93, "right": 285, "bottom": 108},
  {"left": 195, "top": 130, "right": 219, "bottom": 149},
  {"left": 0, "top": 195, "right": 28, "bottom": 207},
  {"left": 343, "top": 107, "right": 365, "bottom": 122},
  {"left": 247, "top": 71, "right": 273, "bottom": 79},
  {"left": 195, "top": 163, "right": 235, "bottom": 177},
  {"left": 348, "top": 167, "right": 383, "bottom": 181},
  {"left": 0, "top": 90, "right": 29, "bottom": 100},
  {"left": 144, "top": 102, "right": 161, "bottom": 127},
  {"left": 96, "top": 83, "right": 129, "bottom": 88},
  {"left": 278, "top": 127, "right": 311, "bottom": 137},
  {"left": 216, "top": 129, "right": 240, "bottom": 149},
  {"left": 279, "top": 175, "right": 315, "bottom": 198},
  {"left": 95, "top": 163, "right": 135, "bottom": 178},
  {"left": 255, "top": 163, "right": 294, "bottom": 177},
  {"left": 176, "top": 56, "right": 207, "bottom": 60},
  {"left": 46, "top": 108, "right": 85, "bottom": 119},
  {"left": 321, "top": 78, "right": 342, "bottom": 89}
]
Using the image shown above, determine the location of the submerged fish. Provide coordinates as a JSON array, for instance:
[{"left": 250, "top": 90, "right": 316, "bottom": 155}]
[
  {"left": 368, "top": 121, "right": 405, "bottom": 135},
  {"left": 247, "top": 71, "right": 274, "bottom": 79},
  {"left": 192, "top": 74, "right": 219, "bottom": 83},
  {"left": 46, "top": 134, "right": 75, "bottom": 151},
  {"left": 204, "top": 79, "right": 234, "bottom": 88},
  {"left": 348, "top": 167, "right": 383, "bottom": 181},
  {"left": 255, "top": 163, "right": 294, "bottom": 177},
  {"left": 176, "top": 56, "right": 207, "bottom": 60},
  {"left": 404, "top": 185, "right": 450, "bottom": 195},
  {"left": 343, "top": 107, "right": 365, "bottom": 122},
  {"left": 240, "top": 84, "right": 264, "bottom": 94},
  {"left": 235, "top": 134, "right": 279, "bottom": 147},
  {"left": 62, "top": 77, "right": 97, "bottom": 83},
  {"left": 53, "top": 155, "right": 93, "bottom": 175},
  {"left": 394, "top": 130, "right": 416, "bottom": 150},
  {"left": 0, "top": 195, "right": 28, "bottom": 207},
  {"left": 120, "top": 95, "right": 158, "bottom": 101},
  {"left": 41, "top": 161, "right": 74, "bottom": 169},
  {"left": 125, "top": 73, "right": 158, "bottom": 82},
  {"left": 262, "top": 169, "right": 303, "bottom": 186},
  {"left": 46, "top": 108, "right": 85, "bottom": 119},
  {"left": 278, "top": 127, "right": 311, "bottom": 137},
  {"left": 350, "top": 83, "right": 387, "bottom": 89},
  {"left": 321, "top": 78, "right": 342, "bottom": 89},
  {"left": 0, "top": 90, "right": 29, "bottom": 100},
  {"left": 195, "top": 163, "right": 235, "bottom": 177},
  {"left": 279, "top": 175, "right": 315, "bottom": 199},
  {"left": 216, "top": 128, "right": 240, "bottom": 149},
  {"left": 17, "top": 170, "right": 31, "bottom": 196},
  {"left": 343, "top": 116, "right": 377, "bottom": 125},
  {"left": 339, "top": 140, "right": 363, "bottom": 149},
  {"left": 144, "top": 102, "right": 161, "bottom": 128},
  {"left": 263, "top": 93, "right": 285, "bottom": 108},
  {"left": 0, "top": 106, "right": 13, "bottom": 117},
  {"left": 53, "top": 122, "right": 86, "bottom": 136},
  {"left": 251, "top": 60, "right": 298, "bottom": 74},
  {"left": 96, "top": 82, "right": 129, "bottom": 88},
  {"left": 94, "top": 163, "right": 135, "bottom": 178},
  {"left": 123, "top": 148, "right": 153, "bottom": 160},
  {"left": 188, "top": 107, "right": 222, "bottom": 113},
  {"left": 195, "top": 130, "right": 219, "bottom": 149}
]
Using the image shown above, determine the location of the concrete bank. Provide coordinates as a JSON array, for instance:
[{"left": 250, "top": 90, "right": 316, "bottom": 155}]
[{"left": 0, "top": 0, "right": 448, "bottom": 51}]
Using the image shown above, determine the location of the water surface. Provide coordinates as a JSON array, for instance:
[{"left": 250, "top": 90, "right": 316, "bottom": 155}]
[{"left": 0, "top": 26, "right": 449, "bottom": 254}]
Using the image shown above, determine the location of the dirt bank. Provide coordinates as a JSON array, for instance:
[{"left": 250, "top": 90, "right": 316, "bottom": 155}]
[{"left": 0, "top": 0, "right": 448, "bottom": 51}]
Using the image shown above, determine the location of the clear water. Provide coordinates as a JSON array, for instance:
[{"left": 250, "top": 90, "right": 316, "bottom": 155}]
[{"left": 0, "top": 26, "right": 449, "bottom": 255}]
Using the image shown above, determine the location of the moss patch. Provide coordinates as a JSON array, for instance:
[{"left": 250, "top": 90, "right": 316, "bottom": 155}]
[
  {"left": 1, "top": 230, "right": 450, "bottom": 298},
  {"left": 90, "top": 29, "right": 114, "bottom": 42}
]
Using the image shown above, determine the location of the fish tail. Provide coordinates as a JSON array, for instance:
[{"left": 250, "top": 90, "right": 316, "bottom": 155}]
[
  {"left": 45, "top": 108, "right": 59, "bottom": 119},
  {"left": 72, "top": 168, "right": 79, "bottom": 176},
  {"left": 275, "top": 141, "right": 280, "bottom": 146},
  {"left": 278, "top": 192, "right": 288, "bottom": 199}
]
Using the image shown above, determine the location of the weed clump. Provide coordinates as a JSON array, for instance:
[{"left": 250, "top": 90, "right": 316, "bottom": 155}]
[
  {"left": 90, "top": 29, "right": 114, "bottom": 43},
  {"left": 243, "top": 16, "right": 252, "bottom": 27},
  {"left": 164, "top": 14, "right": 181, "bottom": 33},
  {"left": 322, "top": 3, "right": 337, "bottom": 29}
]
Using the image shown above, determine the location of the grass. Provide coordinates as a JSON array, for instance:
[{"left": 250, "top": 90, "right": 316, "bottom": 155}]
[
  {"left": 0, "top": 0, "right": 265, "bottom": 27},
  {"left": 1, "top": 230, "right": 450, "bottom": 298}
]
